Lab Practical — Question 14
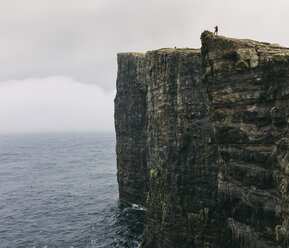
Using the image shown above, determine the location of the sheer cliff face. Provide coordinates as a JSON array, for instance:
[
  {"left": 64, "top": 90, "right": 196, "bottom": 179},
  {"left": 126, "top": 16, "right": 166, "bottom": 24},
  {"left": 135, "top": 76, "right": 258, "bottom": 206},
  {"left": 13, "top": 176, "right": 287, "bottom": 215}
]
[
  {"left": 142, "top": 49, "right": 228, "bottom": 247},
  {"left": 115, "top": 32, "right": 289, "bottom": 248},
  {"left": 202, "top": 31, "right": 289, "bottom": 247},
  {"left": 114, "top": 53, "right": 148, "bottom": 206}
]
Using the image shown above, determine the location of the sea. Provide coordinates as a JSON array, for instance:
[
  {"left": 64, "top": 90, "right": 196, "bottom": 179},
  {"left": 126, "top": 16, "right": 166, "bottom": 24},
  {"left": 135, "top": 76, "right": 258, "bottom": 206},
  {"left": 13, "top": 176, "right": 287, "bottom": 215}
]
[{"left": 0, "top": 133, "right": 145, "bottom": 248}]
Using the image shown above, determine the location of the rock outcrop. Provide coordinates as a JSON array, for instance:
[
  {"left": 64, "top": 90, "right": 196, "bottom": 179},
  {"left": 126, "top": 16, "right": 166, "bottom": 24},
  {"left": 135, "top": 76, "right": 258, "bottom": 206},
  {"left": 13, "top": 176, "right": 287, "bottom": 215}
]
[
  {"left": 202, "top": 31, "right": 289, "bottom": 247},
  {"left": 114, "top": 32, "right": 289, "bottom": 247}
]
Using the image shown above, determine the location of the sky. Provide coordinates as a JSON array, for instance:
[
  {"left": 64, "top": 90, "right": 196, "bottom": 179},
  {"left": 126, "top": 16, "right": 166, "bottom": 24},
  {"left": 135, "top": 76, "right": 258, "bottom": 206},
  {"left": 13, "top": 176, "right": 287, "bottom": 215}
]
[{"left": 0, "top": 0, "right": 289, "bottom": 133}]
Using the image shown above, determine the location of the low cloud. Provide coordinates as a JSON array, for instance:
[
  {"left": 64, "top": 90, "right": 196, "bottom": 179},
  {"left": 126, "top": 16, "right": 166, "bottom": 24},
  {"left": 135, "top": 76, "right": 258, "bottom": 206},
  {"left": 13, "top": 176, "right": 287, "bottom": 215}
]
[{"left": 0, "top": 76, "right": 115, "bottom": 133}]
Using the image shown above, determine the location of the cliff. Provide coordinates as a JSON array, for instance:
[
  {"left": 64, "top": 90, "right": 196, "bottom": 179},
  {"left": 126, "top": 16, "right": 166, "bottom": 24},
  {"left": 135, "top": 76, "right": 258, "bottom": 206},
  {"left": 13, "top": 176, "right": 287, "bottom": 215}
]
[
  {"left": 142, "top": 48, "right": 226, "bottom": 247},
  {"left": 202, "top": 31, "right": 289, "bottom": 247},
  {"left": 114, "top": 53, "right": 149, "bottom": 206},
  {"left": 114, "top": 32, "right": 289, "bottom": 247}
]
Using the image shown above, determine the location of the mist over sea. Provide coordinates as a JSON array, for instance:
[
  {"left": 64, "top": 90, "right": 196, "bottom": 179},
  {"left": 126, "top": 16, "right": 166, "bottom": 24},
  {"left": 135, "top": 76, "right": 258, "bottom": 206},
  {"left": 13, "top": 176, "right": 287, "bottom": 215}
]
[{"left": 0, "top": 133, "right": 144, "bottom": 248}]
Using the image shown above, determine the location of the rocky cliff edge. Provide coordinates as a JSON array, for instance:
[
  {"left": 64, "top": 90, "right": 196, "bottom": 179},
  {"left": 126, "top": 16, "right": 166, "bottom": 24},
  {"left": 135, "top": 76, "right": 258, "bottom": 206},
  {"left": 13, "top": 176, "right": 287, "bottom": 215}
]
[{"left": 114, "top": 31, "right": 289, "bottom": 248}]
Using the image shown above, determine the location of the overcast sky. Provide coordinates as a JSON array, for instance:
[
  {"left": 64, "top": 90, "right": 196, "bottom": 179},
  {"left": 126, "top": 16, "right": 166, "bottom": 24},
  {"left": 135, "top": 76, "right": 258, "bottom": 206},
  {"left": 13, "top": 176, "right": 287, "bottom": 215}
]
[{"left": 1, "top": 0, "right": 289, "bottom": 133}]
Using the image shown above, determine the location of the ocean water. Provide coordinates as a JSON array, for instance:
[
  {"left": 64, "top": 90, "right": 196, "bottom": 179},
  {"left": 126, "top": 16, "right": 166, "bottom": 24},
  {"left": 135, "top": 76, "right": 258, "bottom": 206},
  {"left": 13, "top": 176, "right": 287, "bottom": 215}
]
[{"left": 0, "top": 133, "right": 145, "bottom": 248}]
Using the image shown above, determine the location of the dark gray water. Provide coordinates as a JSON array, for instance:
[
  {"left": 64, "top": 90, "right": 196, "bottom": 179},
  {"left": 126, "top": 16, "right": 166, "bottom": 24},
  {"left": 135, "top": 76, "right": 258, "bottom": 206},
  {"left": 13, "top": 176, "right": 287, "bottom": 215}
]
[{"left": 0, "top": 133, "right": 145, "bottom": 248}]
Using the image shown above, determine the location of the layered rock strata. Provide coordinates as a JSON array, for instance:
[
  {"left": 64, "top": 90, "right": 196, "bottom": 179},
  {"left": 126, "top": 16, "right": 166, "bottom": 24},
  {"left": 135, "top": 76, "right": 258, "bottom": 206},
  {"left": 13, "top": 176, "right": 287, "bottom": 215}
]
[
  {"left": 202, "top": 31, "right": 289, "bottom": 248},
  {"left": 141, "top": 48, "right": 228, "bottom": 247},
  {"left": 114, "top": 53, "right": 149, "bottom": 206},
  {"left": 114, "top": 32, "right": 289, "bottom": 247}
]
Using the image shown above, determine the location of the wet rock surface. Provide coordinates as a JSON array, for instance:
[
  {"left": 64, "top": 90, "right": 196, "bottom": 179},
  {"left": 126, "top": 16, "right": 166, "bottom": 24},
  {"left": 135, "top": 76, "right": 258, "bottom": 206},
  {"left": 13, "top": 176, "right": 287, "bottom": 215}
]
[{"left": 115, "top": 32, "right": 289, "bottom": 247}]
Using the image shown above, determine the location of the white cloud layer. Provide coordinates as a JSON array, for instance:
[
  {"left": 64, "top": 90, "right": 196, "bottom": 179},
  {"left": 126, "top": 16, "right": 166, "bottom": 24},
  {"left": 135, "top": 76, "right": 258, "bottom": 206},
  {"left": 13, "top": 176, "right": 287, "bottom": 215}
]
[{"left": 0, "top": 76, "right": 115, "bottom": 133}]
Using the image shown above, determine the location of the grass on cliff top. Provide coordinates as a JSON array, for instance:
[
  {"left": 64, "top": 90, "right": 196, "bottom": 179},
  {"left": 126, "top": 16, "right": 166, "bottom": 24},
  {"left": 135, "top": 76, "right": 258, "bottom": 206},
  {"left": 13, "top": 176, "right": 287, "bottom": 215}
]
[
  {"left": 118, "top": 49, "right": 201, "bottom": 57},
  {"left": 150, "top": 48, "right": 201, "bottom": 54},
  {"left": 117, "top": 52, "right": 146, "bottom": 56}
]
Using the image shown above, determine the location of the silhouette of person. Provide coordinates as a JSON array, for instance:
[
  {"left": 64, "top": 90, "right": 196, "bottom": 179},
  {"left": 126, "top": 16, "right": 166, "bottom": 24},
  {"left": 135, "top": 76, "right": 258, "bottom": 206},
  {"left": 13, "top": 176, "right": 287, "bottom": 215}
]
[{"left": 214, "top": 25, "right": 218, "bottom": 35}]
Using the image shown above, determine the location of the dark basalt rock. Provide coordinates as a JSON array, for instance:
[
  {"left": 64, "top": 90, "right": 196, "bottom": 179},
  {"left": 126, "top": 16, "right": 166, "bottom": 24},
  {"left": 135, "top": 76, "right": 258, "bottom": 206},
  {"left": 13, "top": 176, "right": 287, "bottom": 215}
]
[
  {"left": 202, "top": 31, "right": 289, "bottom": 248},
  {"left": 141, "top": 48, "right": 228, "bottom": 248},
  {"left": 114, "top": 32, "right": 289, "bottom": 247},
  {"left": 114, "top": 53, "right": 149, "bottom": 206}
]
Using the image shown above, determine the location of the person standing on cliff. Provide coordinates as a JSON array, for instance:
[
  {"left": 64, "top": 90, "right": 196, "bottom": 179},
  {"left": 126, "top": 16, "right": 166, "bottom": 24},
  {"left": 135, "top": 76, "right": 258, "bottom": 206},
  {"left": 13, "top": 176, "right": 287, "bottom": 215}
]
[{"left": 214, "top": 25, "right": 218, "bottom": 35}]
